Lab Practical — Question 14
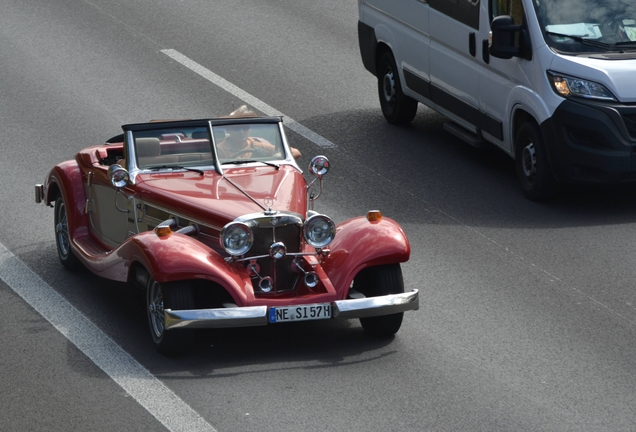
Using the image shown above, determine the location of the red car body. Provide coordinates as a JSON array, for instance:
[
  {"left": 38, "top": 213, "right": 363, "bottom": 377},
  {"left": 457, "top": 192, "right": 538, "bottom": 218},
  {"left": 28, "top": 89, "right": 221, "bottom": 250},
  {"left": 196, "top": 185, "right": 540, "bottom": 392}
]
[{"left": 36, "top": 116, "right": 418, "bottom": 354}]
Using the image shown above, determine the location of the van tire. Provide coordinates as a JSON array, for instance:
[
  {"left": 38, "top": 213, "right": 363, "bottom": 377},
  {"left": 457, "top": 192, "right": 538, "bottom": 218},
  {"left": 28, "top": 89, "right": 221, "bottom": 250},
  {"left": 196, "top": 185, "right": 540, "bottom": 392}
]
[
  {"left": 377, "top": 52, "right": 418, "bottom": 124},
  {"left": 515, "top": 122, "right": 557, "bottom": 201}
]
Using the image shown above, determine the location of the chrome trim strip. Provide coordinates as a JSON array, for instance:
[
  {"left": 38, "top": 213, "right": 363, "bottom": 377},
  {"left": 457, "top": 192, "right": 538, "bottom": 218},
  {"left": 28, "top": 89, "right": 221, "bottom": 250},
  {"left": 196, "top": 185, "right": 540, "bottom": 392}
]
[
  {"left": 164, "top": 306, "right": 268, "bottom": 329},
  {"left": 332, "top": 289, "right": 419, "bottom": 319}
]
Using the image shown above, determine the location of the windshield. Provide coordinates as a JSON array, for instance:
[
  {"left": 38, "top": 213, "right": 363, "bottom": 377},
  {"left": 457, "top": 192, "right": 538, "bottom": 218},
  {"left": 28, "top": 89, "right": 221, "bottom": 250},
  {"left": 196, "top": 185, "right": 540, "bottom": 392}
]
[
  {"left": 129, "top": 122, "right": 286, "bottom": 171},
  {"left": 212, "top": 123, "right": 285, "bottom": 163},
  {"left": 132, "top": 126, "right": 214, "bottom": 170},
  {"left": 533, "top": 0, "right": 636, "bottom": 53}
]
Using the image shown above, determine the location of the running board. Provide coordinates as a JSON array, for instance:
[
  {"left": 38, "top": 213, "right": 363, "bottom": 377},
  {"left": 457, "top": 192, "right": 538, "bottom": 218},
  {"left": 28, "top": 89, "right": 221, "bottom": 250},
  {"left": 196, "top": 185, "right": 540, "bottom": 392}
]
[{"left": 443, "top": 122, "right": 483, "bottom": 148}]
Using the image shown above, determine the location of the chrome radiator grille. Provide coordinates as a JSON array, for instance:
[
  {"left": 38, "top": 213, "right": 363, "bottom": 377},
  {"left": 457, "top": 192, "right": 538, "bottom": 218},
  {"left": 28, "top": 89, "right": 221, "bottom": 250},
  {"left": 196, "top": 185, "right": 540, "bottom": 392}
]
[{"left": 237, "top": 212, "right": 304, "bottom": 294}]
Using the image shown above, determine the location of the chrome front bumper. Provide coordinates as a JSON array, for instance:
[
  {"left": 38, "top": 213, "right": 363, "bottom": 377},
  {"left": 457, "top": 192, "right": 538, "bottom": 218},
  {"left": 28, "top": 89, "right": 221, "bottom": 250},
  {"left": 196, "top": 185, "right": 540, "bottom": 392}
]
[{"left": 164, "top": 289, "right": 419, "bottom": 330}]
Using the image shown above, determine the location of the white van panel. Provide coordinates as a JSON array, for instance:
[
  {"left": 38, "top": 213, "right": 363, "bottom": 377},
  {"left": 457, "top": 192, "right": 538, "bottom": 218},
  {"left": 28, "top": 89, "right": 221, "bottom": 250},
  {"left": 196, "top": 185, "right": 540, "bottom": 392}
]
[{"left": 363, "top": 0, "right": 431, "bottom": 88}]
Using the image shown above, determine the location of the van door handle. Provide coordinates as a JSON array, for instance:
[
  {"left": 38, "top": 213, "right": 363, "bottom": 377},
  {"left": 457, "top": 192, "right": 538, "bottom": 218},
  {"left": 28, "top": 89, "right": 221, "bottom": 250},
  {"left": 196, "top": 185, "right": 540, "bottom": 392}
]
[
  {"left": 482, "top": 39, "right": 490, "bottom": 64},
  {"left": 469, "top": 32, "right": 476, "bottom": 57}
]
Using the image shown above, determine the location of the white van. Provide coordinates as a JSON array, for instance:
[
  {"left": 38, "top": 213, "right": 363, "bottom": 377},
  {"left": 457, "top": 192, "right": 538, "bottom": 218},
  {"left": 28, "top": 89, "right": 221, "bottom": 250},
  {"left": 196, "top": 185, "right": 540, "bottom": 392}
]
[{"left": 358, "top": 0, "right": 636, "bottom": 200}]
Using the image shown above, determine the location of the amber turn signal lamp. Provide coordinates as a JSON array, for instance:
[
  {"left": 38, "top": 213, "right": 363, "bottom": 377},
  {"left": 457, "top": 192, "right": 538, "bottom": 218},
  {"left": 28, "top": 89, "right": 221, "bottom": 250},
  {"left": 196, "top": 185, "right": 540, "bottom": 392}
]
[
  {"left": 155, "top": 226, "right": 172, "bottom": 237},
  {"left": 367, "top": 210, "right": 382, "bottom": 222}
]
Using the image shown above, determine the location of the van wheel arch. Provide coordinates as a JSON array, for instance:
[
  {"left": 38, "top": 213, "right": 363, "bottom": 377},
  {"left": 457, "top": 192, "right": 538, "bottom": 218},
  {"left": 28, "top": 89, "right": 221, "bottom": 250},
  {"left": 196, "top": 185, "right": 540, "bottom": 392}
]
[{"left": 375, "top": 47, "right": 418, "bottom": 125}]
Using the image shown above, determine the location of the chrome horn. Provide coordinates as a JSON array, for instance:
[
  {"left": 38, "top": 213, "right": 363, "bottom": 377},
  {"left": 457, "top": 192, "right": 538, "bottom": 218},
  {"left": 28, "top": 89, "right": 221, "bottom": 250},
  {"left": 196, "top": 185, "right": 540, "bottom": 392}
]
[
  {"left": 248, "top": 262, "right": 274, "bottom": 293},
  {"left": 292, "top": 260, "right": 319, "bottom": 289}
]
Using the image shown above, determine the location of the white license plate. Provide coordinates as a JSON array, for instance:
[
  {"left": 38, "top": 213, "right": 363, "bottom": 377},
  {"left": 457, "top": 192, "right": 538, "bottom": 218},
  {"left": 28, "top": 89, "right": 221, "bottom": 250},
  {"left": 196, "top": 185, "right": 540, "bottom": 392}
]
[{"left": 269, "top": 303, "right": 332, "bottom": 323}]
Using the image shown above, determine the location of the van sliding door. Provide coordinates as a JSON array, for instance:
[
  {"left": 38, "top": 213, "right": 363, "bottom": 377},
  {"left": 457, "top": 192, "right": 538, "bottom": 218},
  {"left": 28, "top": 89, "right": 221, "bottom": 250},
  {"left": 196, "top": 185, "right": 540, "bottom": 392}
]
[{"left": 428, "top": 0, "right": 482, "bottom": 131}]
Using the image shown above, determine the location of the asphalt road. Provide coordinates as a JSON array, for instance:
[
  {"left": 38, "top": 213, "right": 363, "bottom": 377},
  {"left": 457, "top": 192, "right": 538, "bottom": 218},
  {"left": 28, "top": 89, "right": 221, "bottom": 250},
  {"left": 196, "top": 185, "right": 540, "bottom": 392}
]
[{"left": 2, "top": 1, "right": 636, "bottom": 431}]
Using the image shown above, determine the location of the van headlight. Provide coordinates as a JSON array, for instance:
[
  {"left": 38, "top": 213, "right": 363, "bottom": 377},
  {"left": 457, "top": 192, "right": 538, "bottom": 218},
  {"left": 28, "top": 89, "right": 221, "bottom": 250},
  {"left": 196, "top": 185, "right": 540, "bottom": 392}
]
[
  {"left": 220, "top": 222, "right": 253, "bottom": 256},
  {"left": 303, "top": 214, "right": 336, "bottom": 248},
  {"left": 548, "top": 71, "right": 616, "bottom": 101}
]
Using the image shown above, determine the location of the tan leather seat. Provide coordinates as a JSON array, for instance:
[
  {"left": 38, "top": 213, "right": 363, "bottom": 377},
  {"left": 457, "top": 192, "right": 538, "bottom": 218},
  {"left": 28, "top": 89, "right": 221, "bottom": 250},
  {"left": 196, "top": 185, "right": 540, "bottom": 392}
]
[{"left": 135, "top": 137, "right": 179, "bottom": 167}]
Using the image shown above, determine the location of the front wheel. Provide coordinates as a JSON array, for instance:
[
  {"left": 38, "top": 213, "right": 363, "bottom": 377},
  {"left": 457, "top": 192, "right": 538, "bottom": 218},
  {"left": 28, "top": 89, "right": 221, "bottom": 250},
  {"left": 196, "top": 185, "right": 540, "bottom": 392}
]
[
  {"left": 377, "top": 51, "right": 418, "bottom": 124},
  {"left": 356, "top": 264, "right": 405, "bottom": 337},
  {"left": 147, "top": 279, "right": 195, "bottom": 355},
  {"left": 54, "top": 196, "right": 81, "bottom": 270},
  {"left": 515, "top": 122, "right": 557, "bottom": 201}
]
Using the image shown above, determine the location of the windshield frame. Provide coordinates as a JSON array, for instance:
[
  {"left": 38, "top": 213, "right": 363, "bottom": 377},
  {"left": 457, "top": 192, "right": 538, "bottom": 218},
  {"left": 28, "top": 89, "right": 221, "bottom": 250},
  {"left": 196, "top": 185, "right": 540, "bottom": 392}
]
[{"left": 121, "top": 117, "right": 297, "bottom": 182}]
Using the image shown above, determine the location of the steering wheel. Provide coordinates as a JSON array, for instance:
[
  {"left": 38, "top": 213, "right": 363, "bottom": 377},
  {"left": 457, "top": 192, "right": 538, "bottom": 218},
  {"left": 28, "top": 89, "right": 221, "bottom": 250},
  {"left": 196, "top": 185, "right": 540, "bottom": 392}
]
[
  {"left": 229, "top": 147, "right": 268, "bottom": 159},
  {"left": 602, "top": 18, "right": 629, "bottom": 42}
]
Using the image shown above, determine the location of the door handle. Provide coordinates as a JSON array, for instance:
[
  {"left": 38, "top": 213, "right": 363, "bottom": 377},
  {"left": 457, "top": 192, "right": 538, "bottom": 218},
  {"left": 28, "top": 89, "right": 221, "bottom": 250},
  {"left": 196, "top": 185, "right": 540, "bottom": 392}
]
[{"left": 469, "top": 32, "right": 476, "bottom": 57}]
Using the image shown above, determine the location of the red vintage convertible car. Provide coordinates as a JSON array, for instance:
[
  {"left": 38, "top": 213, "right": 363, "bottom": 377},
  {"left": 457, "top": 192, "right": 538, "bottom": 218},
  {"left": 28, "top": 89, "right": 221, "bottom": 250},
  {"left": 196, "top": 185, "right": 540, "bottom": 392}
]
[{"left": 35, "top": 114, "right": 418, "bottom": 354}]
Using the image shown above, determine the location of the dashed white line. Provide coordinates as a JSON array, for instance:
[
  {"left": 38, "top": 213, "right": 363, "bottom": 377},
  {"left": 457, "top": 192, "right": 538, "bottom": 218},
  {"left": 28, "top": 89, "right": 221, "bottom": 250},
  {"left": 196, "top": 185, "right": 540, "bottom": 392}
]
[
  {"left": 0, "top": 242, "right": 217, "bottom": 432},
  {"left": 161, "top": 48, "right": 337, "bottom": 149}
]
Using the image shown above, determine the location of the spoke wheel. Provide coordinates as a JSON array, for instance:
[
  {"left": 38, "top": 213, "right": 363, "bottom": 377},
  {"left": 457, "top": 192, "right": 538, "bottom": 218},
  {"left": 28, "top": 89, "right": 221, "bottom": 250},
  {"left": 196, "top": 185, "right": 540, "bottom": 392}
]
[
  {"left": 377, "top": 51, "right": 418, "bottom": 124},
  {"left": 355, "top": 264, "right": 405, "bottom": 338},
  {"left": 515, "top": 122, "right": 557, "bottom": 201},
  {"left": 54, "top": 196, "right": 81, "bottom": 270},
  {"left": 146, "top": 279, "right": 195, "bottom": 355}
]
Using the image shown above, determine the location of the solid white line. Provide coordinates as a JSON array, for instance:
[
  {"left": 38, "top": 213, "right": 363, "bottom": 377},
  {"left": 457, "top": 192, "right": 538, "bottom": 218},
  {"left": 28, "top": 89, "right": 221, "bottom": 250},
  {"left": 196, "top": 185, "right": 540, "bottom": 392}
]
[
  {"left": 0, "top": 242, "right": 217, "bottom": 432},
  {"left": 161, "top": 48, "right": 337, "bottom": 149}
]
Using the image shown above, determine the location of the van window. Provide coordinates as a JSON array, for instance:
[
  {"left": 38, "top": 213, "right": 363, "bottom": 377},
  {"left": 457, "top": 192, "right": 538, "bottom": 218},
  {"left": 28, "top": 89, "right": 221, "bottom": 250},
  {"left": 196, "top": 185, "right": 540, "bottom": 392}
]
[
  {"left": 430, "top": 0, "right": 480, "bottom": 29},
  {"left": 491, "top": 0, "right": 524, "bottom": 24}
]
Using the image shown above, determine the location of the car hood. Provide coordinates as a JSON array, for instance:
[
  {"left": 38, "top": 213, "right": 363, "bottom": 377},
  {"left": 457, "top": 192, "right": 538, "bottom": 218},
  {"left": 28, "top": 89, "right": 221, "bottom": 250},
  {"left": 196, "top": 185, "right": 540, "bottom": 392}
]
[{"left": 134, "top": 165, "right": 307, "bottom": 226}]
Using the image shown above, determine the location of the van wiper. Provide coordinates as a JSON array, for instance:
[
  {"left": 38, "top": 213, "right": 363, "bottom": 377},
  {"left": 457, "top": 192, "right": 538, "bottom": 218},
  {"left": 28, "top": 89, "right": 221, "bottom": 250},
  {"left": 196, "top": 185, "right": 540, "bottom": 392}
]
[
  {"left": 146, "top": 165, "right": 205, "bottom": 175},
  {"left": 222, "top": 159, "right": 280, "bottom": 169},
  {"left": 545, "top": 31, "right": 611, "bottom": 49},
  {"left": 614, "top": 41, "right": 636, "bottom": 49}
]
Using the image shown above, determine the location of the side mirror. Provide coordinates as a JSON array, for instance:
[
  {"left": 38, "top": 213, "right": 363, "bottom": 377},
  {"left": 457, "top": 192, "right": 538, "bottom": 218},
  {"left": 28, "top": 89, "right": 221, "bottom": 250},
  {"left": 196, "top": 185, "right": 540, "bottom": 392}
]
[
  {"left": 306, "top": 156, "right": 330, "bottom": 210},
  {"left": 490, "top": 15, "right": 523, "bottom": 59},
  {"left": 308, "top": 156, "right": 330, "bottom": 179},
  {"left": 107, "top": 164, "right": 130, "bottom": 189}
]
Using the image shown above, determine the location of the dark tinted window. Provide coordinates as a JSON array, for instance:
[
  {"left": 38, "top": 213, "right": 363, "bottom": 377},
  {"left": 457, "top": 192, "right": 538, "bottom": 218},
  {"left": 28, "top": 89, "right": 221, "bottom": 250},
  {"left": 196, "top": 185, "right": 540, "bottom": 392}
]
[{"left": 430, "top": 0, "right": 480, "bottom": 29}]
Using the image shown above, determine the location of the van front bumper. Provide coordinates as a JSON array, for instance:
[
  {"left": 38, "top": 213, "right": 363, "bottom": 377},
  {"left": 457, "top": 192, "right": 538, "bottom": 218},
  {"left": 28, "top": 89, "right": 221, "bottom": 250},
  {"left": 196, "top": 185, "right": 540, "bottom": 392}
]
[{"left": 542, "top": 98, "right": 636, "bottom": 183}]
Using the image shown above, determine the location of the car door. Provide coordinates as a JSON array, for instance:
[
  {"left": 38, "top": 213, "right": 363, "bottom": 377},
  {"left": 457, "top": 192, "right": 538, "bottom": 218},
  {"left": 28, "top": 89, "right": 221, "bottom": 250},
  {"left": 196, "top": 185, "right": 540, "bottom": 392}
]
[
  {"left": 86, "top": 166, "right": 132, "bottom": 248},
  {"left": 429, "top": 0, "right": 483, "bottom": 131}
]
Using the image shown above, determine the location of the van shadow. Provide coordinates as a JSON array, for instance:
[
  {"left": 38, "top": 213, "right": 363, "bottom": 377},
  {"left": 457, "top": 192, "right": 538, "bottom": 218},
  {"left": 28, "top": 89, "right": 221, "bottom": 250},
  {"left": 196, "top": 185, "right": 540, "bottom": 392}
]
[{"left": 293, "top": 107, "right": 636, "bottom": 229}]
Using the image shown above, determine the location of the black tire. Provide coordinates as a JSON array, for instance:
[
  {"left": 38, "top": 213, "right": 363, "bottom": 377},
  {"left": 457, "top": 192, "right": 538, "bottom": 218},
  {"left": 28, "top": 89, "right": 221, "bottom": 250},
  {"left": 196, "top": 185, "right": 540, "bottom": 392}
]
[
  {"left": 356, "top": 264, "right": 405, "bottom": 337},
  {"left": 377, "top": 51, "right": 418, "bottom": 124},
  {"left": 515, "top": 122, "right": 557, "bottom": 201},
  {"left": 146, "top": 279, "right": 195, "bottom": 355},
  {"left": 54, "top": 196, "right": 81, "bottom": 270}
]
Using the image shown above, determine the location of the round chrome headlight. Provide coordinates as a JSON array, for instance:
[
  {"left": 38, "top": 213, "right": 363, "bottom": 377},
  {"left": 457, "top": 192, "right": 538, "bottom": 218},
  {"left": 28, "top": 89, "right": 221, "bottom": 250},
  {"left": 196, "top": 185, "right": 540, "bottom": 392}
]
[
  {"left": 107, "top": 164, "right": 129, "bottom": 189},
  {"left": 220, "top": 222, "right": 253, "bottom": 256},
  {"left": 303, "top": 214, "right": 336, "bottom": 248}
]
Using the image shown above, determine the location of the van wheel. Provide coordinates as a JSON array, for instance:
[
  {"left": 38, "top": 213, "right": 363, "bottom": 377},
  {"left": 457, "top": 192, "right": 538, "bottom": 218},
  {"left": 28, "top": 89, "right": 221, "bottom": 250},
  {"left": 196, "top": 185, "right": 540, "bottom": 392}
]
[
  {"left": 515, "top": 122, "right": 556, "bottom": 201},
  {"left": 147, "top": 279, "right": 195, "bottom": 355},
  {"left": 377, "top": 52, "right": 418, "bottom": 124}
]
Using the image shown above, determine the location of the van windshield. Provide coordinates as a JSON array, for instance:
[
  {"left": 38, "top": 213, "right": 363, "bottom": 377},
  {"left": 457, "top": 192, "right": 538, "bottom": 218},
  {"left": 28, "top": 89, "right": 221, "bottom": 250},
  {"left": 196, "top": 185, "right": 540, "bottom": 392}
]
[{"left": 532, "top": 0, "right": 636, "bottom": 53}]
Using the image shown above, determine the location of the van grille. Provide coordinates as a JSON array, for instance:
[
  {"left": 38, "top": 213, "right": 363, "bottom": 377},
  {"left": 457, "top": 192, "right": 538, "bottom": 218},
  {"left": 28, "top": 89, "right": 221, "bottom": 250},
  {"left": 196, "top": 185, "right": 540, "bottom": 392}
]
[{"left": 623, "top": 113, "right": 636, "bottom": 140}]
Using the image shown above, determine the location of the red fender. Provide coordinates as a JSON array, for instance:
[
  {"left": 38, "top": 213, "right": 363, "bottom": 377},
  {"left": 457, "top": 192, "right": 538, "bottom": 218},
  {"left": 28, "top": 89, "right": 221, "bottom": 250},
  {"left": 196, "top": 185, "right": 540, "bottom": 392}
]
[
  {"left": 321, "top": 216, "right": 410, "bottom": 299},
  {"left": 44, "top": 161, "right": 90, "bottom": 242},
  {"left": 126, "top": 232, "right": 253, "bottom": 305}
]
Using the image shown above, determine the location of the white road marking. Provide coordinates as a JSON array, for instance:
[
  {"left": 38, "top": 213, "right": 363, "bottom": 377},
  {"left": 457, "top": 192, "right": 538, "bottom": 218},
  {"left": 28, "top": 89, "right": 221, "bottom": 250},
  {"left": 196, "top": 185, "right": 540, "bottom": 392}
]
[
  {"left": 0, "top": 242, "right": 217, "bottom": 432},
  {"left": 161, "top": 49, "right": 337, "bottom": 149}
]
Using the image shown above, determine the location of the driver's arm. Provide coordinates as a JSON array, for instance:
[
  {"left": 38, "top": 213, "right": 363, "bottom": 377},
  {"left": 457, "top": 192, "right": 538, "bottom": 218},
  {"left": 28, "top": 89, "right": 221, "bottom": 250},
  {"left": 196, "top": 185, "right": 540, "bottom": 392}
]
[{"left": 248, "top": 137, "right": 301, "bottom": 159}]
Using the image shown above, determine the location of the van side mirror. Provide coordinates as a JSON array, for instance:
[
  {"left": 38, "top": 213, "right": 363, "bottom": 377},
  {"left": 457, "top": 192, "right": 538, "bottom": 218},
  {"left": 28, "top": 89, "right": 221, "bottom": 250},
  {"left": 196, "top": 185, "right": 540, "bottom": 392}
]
[{"left": 489, "top": 15, "right": 523, "bottom": 59}]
